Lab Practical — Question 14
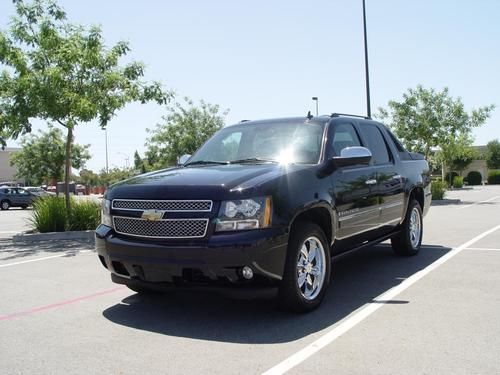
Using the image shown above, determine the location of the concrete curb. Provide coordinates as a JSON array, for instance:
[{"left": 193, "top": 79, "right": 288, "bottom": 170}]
[
  {"left": 13, "top": 230, "right": 95, "bottom": 243},
  {"left": 431, "top": 199, "right": 461, "bottom": 206}
]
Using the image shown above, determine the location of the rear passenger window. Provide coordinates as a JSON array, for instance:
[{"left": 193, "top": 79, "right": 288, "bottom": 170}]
[
  {"left": 358, "top": 125, "right": 391, "bottom": 165},
  {"left": 331, "top": 123, "right": 361, "bottom": 156}
]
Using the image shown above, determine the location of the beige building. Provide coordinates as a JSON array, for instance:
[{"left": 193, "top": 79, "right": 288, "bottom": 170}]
[{"left": 0, "top": 147, "right": 22, "bottom": 185}]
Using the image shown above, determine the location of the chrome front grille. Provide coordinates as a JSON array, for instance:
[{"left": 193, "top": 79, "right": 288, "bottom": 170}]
[
  {"left": 113, "top": 216, "right": 209, "bottom": 239},
  {"left": 112, "top": 199, "right": 213, "bottom": 212}
]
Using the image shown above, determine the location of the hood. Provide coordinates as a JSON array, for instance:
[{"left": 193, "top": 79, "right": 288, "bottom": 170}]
[{"left": 105, "top": 164, "right": 310, "bottom": 200}]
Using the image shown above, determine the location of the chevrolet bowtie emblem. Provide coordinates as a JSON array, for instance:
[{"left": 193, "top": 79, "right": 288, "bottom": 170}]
[{"left": 141, "top": 209, "right": 164, "bottom": 221}]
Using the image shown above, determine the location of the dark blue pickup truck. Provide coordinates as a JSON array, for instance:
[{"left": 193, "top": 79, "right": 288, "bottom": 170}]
[{"left": 96, "top": 114, "right": 431, "bottom": 312}]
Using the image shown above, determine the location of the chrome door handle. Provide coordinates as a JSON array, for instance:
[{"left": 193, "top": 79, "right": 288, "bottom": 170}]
[{"left": 365, "top": 179, "right": 377, "bottom": 185}]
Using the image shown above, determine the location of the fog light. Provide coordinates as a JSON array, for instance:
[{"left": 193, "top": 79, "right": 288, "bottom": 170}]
[{"left": 241, "top": 266, "right": 254, "bottom": 280}]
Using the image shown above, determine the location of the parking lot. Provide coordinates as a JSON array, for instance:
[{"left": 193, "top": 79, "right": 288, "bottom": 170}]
[{"left": 1, "top": 186, "right": 500, "bottom": 374}]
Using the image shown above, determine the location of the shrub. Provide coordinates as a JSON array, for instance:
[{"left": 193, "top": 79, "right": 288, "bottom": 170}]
[
  {"left": 31, "top": 197, "right": 101, "bottom": 232},
  {"left": 431, "top": 180, "right": 447, "bottom": 200},
  {"left": 30, "top": 196, "right": 67, "bottom": 233},
  {"left": 466, "top": 171, "right": 482, "bottom": 186},
  {"left": 68, "top": 199, "right": 101, "bottom": 231},
  {"left": 445, "top": 172, "right": 459, "bottom": 187},
  {"left": 452, "top": 176, "right": 464, "bottom": 189},
  {"left": 488, "top": 170, "right": 500, "bottom": 184}
]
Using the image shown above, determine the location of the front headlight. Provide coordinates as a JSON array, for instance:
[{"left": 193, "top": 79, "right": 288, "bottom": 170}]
[
  {"left": 215, "top": 196, "right": 272, "bottom": 232},
  {"left": 101, "top": 199, "right": 112, "bottom": 227}
]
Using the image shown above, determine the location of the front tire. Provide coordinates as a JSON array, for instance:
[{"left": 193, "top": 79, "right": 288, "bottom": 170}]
[
  {"left": 278, "top": 221, "right": 331, "bottom": 313},
  {"left": 1, "top": 200, "right": 10, "bottom": 210},
  {"left": 391, "top": 199, "right": 423, "bottom": 256}
]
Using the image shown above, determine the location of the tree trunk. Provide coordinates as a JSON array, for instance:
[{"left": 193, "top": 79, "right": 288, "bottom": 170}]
[{"left": 64, "top": 126, "right": 73, "bottom": 216}]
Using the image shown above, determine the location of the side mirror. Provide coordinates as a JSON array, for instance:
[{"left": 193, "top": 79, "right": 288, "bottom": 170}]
[
  {"left": 317, "top": 146, "right": 372, "bottom": 178},
  {"left": 177, "top": 154, "right": 191, "bottom": 165},
  {"left": 333, "top": 146, "right": 372, "bottom": 168}
]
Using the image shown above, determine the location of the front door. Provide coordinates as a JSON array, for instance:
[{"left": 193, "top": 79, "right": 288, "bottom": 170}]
[{"left": 328, "top": 122, "right": 380, "bottom": 239}]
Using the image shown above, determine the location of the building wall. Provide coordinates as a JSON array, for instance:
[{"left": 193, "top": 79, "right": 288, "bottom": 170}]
[
  {"left": 462, "top": 160, "right": 489, "bottom": 182},
  {"left": 0, "top": 147, "right": 22, "bottom": 184}
]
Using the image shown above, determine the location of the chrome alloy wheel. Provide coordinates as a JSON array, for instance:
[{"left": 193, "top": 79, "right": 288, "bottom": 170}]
[
  {"left": 409, "top": 207, "right": 422, "bottom": 249},
  {"left": 296, "top": 236, "right": 326, "bottom": 301}
]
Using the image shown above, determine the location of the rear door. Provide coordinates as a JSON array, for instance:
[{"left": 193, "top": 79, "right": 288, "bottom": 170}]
[
  {"left": 328, "top": 121, "right": 380, "bottom": 239},
  {"left": 356, "top": 123, "right": 404, "bottom": 232}
]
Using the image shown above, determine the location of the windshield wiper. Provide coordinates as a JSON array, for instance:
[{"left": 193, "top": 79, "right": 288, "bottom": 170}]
[
  {"left": 184, "top": 160, "right": 228, "bottom": 167},
  {"left": 230, "top": 158, "right": 277, "bottom": 164}
]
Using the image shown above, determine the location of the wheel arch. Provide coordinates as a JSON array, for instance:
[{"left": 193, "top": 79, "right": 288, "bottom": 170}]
[{"left": 289, "top": 203, "right": 335, "bottom": 246}]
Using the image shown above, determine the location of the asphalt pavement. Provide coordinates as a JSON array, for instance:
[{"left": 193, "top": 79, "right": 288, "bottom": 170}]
[{"left": 1, "top": 186, "right": 500, "bottom": 374}]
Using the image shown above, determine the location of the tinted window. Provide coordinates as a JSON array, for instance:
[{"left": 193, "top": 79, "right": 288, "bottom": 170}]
[
  {"left": 331, "top": 123, "right": 362, "bottom": 156},
  {"left": 358, "top": 125, "right": 391, "bottom": 165}
]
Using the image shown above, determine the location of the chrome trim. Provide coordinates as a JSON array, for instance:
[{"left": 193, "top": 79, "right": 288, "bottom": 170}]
[
  {"left": 113, "top": 216, "right": 209, "bottom": 239},
  {"left": 380, "top": 201, "right": 404, "bottom": 209},
  {"left": 338, "top": 201, "right": 404, "bottom": 222},
  {"left": 365, "top": 179, "right": 377, "bottom": 185},
  {"left": 112, "top": 199, "right": 213, "bottom": 212}
]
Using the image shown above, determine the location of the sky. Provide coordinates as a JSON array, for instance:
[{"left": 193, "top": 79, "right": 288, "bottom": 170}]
[{"left": 1, "top": 0, "right": 499, "bottom": 172}]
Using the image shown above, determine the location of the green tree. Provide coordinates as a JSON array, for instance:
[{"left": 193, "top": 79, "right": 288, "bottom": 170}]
[
  {"left": 99, "top": 167, "right": 131, "bottom": 186},
  {"left": 435, "top": 134, "right": 477, "bottom": 184},
  {"left": 133, "top": 150, "right": 147, "bottom": 174},
  {"left": 485, "top": 139, "right": 500, "bottom": 169},
  {"left": 10, "top": 126, "right": 90, "bottom": 185},
  {"left": 0, "top": 0, "right": 171, "bottom": 214},
  {"left": 378, "top": 85, "right": 494, "bottom": 159},
  {"left": 146, "top": 97, "right": 228, "bottom": 168},
  {"left": 78, "top": 168, "right": 100, "bottom": 187}
]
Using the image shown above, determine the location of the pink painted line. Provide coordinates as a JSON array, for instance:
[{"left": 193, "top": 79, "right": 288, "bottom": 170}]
[{"left": 0, "top": 286, "right": 126, "bottom": 322}]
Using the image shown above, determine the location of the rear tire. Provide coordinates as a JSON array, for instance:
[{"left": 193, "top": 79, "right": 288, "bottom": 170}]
[
  {"left": 278, "top": 221, "right": 331, "bottom": 313},
  {"left": 391, "top": 199, "right": 423, "bottom": 256},
  {"left": 1, "top": 200, "right": 10, "bottom": 210}
]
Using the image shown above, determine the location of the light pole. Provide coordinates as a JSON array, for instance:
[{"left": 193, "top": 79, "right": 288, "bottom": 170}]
[
  {"left": 104, "top": 128, "right": 109, "bottom": 174},
  {"left": 362, "top": 0, "right": 371, "bottom": 118},
  {"left": 117, "top": 152, "right": 130, "bottom": 169},
  {"left": 312, "top": 97, "right": 319, "bottom": 116}
]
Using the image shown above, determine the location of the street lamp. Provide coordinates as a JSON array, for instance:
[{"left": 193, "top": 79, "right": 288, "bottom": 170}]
[
  {"left": 362, "top": 0, "right": 371, "bottom": 118},
  {"left": 312, "top": 97, "right": 319, "bottom": 116},
  {"left": 117, "top": 152, "right": 130, "bottom": 169},
  {"left": 104, "top": 128, "right": 109, "bottom": 174}
]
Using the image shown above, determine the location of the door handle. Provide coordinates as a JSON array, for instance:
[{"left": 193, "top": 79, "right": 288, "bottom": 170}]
[{"left": 365, "top": 179, "right": 377, "bottom": 185}]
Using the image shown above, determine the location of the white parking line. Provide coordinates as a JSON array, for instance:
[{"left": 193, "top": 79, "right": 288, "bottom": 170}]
[
  {"left": 457, "top": 195, "right": 500, "bottom": 210},
  {"left": 262, "top": 224, "right": 500, "bottom": 375},
  {"left": 0, "top": 250, "right": 93, "bottom": 268},
  {"left": 465, "top": 247, "right": 500, "bottom": 252}
]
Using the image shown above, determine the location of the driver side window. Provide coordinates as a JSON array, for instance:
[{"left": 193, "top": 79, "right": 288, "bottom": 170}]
[{"left": 331, "top": 123, "right": 361, "bottom": 156}]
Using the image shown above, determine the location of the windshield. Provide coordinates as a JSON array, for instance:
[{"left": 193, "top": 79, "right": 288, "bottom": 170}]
[{"left": 188, "top": 121, "right": 325, "bottom": 165}]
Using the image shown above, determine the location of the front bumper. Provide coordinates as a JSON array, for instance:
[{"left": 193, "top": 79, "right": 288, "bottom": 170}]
[{"left": 95, "top": 225, "right": 289, "bottom": 288}]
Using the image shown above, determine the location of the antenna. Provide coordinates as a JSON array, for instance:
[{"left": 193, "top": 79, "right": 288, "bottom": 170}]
[{"left": 362, "top": 0, "right": 371, "bottom": 118}]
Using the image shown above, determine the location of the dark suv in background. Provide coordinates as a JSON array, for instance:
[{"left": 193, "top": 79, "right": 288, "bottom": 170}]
[
  {"left": 96, "top": 114, "right": 431, "bottom": 312},
  {"left": 0, "top": 187, "right": 35, "bottom": 210}
]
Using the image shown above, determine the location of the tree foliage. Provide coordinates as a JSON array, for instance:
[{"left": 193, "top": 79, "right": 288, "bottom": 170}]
[
  {"left": 485, "top": 139, "right": 500, "bottom": 170},
  {"left": 377, "top": 85, "right": 494, "bottom": 159},
  {"left": 10, "top": 126, "right": 90, "bottom": 185},
  {"left": 0, "top": 0, "right": 171, "bottom": 211},
  {"left": 146, "top": 97, "right": 228, "bottom": 168}
]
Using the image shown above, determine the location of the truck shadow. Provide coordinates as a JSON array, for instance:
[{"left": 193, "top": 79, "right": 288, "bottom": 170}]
[{"left": 102, "top": 243, "right": 450, "bottom": 344}]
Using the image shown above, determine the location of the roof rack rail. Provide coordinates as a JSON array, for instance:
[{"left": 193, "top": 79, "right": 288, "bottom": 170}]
[
  {"left": 239, "top": 119, "right": 251, "bottom": 123},
  {"left": 330, "top": 113, "right": 371, "bottom": 120}
]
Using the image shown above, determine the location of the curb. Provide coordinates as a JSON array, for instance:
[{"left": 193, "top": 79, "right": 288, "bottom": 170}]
[
  {"left": 13, "top": 230, "right": 95, "bottom": 243},
  {"left": 431, "top": 199, "right": 461, "bottom": 206}
]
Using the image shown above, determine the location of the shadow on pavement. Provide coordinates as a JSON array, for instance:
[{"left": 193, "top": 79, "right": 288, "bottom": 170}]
[
  {"left": 0, "top": 239, "right": 94, "bottom": 261},
  {"left": 102, "top": 243, "right": 451, "bottom": 344}
]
